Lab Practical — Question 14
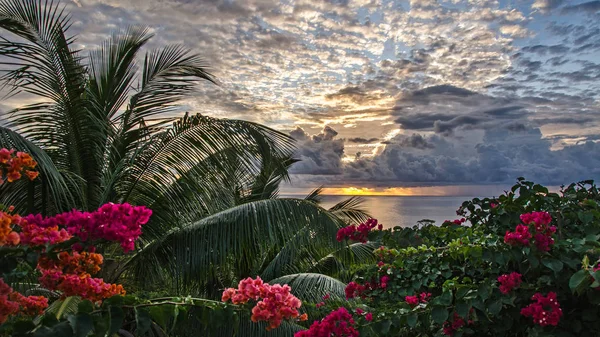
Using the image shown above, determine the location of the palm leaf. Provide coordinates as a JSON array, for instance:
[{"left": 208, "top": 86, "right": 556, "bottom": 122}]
[
  {"left": 121, "top": 198, "right": 344, "bottom": 294},
  {"left": 0, "top": 125, "right": 81, "bottom": 213},
  {"left": 43, "top": 296, "right": 82, "bottom": 320},
  {"left": 0, "top": 0, "right": 95, "bottom": 209},
  {"left": 304, "top": 186, "right": 324, "bottom": 204},
  {"left": 269, "top": 273, "right": 346, "bottom": 302},
  {"left": 329, "top": 196, "right": 372, "bottom": 224}
]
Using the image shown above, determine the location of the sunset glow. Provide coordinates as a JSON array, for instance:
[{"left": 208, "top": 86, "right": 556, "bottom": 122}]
[{"left": 322, "top": 186, "right": 465, "bottom": 197}]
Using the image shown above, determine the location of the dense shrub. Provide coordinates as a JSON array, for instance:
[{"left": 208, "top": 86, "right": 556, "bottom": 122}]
[{"left": 291, "top": 179, "right": 600, "bottom": 336}]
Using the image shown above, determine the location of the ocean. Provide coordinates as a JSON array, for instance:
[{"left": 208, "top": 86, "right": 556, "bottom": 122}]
[{"left": 318, "top": 195, "right": 475, "bottom": 229}]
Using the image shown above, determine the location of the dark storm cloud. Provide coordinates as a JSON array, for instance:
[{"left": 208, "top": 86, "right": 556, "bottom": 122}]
[
  {"left": 347, "top": 137, "right": 380, "bottom": 144},
  {"left": 533, "top": 116, "right": 596, "bottom": 125},
  {"left": 289, "top": 126, "right": 345, "bottom": 175},
  {"left": 393, "top": 134, "right": 435, "bottom": 149},
  {"left": 395, "top": 113, "right": 455, "bottom": 130},
  {"left": 343, "top": 126, "right": 600, "bottom": 185},
  {"left": 391, "top": 85, "right": 528, "bottom": 134},
  {"left": 518, "top": 58, "right": 543, "bottom": 72}
]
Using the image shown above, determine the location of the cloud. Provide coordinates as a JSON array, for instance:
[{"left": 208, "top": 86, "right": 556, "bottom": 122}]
[
  {"left": 532, "top": 0, "right": 566, "bottom": 13},
  {"left": 347, "top": 137, "right": 380, "bottom": 144},
  {"left": 521, "top": 44, "right": 570, "bottom": 55},
  {"left": 391, "top": 85, "right": 530, "bottom": 134},
  {"left": 289, "top": 126, "right": 345, "bottom": 175},
  {"left": 561, "top": 1, "right": 600, "bottom": 14},
  {"left": 2, "top": 0, "right": 600, "bottom": 190},
  {"left": 342, "top": 125, "right": 600, "bottom": 185}
]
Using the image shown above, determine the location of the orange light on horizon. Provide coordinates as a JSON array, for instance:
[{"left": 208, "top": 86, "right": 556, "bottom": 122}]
[{"left": 321, "top": 186, "right": 450, "bottom": 196}]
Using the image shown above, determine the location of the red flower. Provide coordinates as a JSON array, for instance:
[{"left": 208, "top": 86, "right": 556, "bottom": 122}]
[
  {"left": 222, "top": 277, "right": 304, "bottom": 331},
  {"left": 504, "top": 224, "right": 532, "bottom": 246},
  {"left": 520, "top": 292, "right": 562, "bottom": 327},
  {"left": 294, "top": 307, "right": 358, "bottom": 337},
  {"left": 365, "top": 312, "right": 373, "bottom": 321},
  {"left": 443, "top": 312, "right": 468, "bottom": 336},
  {"left": 520, "top": 211, "right": 552, "bottom": 231},
  {"left": 336, "top": 219, "right": 380, "bottom": 243},
  {"left": 497, "top": 272, "right": 522, "bottom": 294},
  {"left": 419, "top": 292, "right": 431, "bottom": 303},
  {"left": 405, "top": 295, "right": 419, "bottom": 307}
]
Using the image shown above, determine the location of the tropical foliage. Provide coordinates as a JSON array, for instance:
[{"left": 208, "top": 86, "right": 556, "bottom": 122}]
[
  {"left": 0, "top": 0, "right": 371, "bottom": 301},
  {"left": 294, "top": 179, "right": 600, "bottom": 336},
  {"left": 0, "top": 0, "right": 373, "bottom": 336}
]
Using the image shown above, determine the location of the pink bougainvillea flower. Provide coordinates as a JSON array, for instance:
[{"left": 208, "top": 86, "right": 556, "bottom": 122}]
[
  {"left": 498, "top": 272, "right": 522, "bottom": 294},
  {"left": 521, "top": 292, "right": 562, "bottom": 327}
]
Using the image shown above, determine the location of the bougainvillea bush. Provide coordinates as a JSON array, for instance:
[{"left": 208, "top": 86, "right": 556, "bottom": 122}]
[
  {"left": 0, "top": 148, "right": 305, "bottom": 337},
  {"left": 281, "top": 179, "right": 600, "bottom": 336}
]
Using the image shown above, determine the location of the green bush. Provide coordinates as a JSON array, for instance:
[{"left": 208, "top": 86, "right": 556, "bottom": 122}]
[{"left": 306, "top": 179, "right": 600, "bottom": 337}]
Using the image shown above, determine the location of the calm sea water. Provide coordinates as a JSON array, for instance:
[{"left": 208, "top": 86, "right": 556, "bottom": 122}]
[{"left": 319, "top": 196, "right": 474, "bottom": 229}]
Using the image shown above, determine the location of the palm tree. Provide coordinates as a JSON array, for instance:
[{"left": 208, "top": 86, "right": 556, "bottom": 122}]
[{"left": 0, "top": 1, "right": 376, "bottom": 335}]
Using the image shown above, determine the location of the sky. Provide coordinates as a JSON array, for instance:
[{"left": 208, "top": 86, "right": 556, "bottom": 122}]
[{"left": 3, "top": 0, "right": 600, "bottom": 195}]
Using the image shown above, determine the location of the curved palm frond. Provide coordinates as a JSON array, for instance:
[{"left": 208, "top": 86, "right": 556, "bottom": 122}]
[
  {"left": 115, "top": 114, "right": 297, "bottom": 243},
  {"left": 269, "top": 273, "right": 346, "bottom": 302},
  {"left": 304, "top": 186, "right": 324, "bottom": 204},
  {"left": 239, "top": 156, "right": 298, "bottom": 203},
  {"left": 87, "top": 26, "right": 152, "bottom": 122},
  {"left": 0, "top": 125, "right": 81, "bottom": 213},
  {"left": 121, "top": 198, "right": 344, "bottom": 294},
  {"left": 124, "top": 44, "right": 216, "bottom": 129},
  {"left": 329, "top": 196, "right": 372, "bottom": 224},
  {"left": 43, "top": 296, "right": 82, "bottom": 320},
  {"left": 0, "top": 0, "right": 95, "bottom": 210},
  {"left": 306, "top": 242, "right": 378, "bottom": 282}
]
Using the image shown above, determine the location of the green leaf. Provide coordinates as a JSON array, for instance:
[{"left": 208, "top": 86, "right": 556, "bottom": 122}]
[
  {"left": 487, "top": 298, "right": 502, "bottom": 315},
  {"left": 77, "top": 301, "right": 94, "bottom": 314},
  {"left": 374, "top": 320, "right": 392, "bottom": 334},
  {"left": 105, "top": 306, "right": 124, "bottom": 337},
  {"left": 34, "top": 321, "right": 74, "bottom": 337},
  {"left": 12, "top": 320, "right": 35, "bottom": 334},
  {"left": 67, "top": 313, "right": 94, "bottom": 337},
  {"left": 438, "top": 290, "right": 453, "bottom": 306},
  {"left": 528, "top": 254, "right": 539, "bottom": 268},
  {"left": 570, "top": 270, "right": 592, "bottom": 293},
  {"left": 456, "top": 300, "right": 471, "bottom": 318},
  {"left": 431, "top": 307, "right": 449, "bottom": 324},
  {"left": 578, "top": 212, "right": 594, "bottom": 224},
  {"left": 135, "top": 307, "right": 152, "bottom": 336},
  {"left": 477, "top": 283, "right": 491, "bottom": 301},
  {"left": 455, "top": 287, "right": 469, "bottom": 300},
  {"left": 542, "top": 258, "right": 564, "bottom": 273},
  {"left": 407, "top": 313, "right": 418, "bottom": 327}
]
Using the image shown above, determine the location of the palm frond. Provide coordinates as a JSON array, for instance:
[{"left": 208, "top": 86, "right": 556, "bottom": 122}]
[
  {"left": 43, "top": 296, "right": 82, "bottom": 320},
  {"left": 123, "top": 44, "right": 216, "bottom": 129},
  {"left": 269, "top": 273, "right": 346, "bottom": 302},
  {"left": 240, "top": 156, "right": 298, "bottom": 203},
  {"left": 0, "top": 125, "right": 81, "bottom": 213},
  {"left": 304, "top": 186, "right": 324, "bottom": 204},
  {"left": 0, "top": 0, "right": 96, "bottom": 209},
  {"left": 87, "top": 26, "right": 152, "bottom": 121},
  {"left": 329, "top": 196, "right": 372, "bottom": 224},
  {"left": 306, "top": 242, "right": 377, "bottom": 282},
  {"left": 121, "top": 198, "right": 343, "bottom": 295}
]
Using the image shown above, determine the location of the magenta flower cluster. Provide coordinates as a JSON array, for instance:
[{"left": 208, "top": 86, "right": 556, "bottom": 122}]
[
  {"left": 504, "top": 211, "right": 556, "bottom": 252},
  {"left": 520, "top": 292, "right": 563, "bottom": 326},
  {"left": 295, "top": 307, "right": 359, "bottom": 337},
  {"left": 497, "top": 272, "right": 522, "bottom": 294},
  {"left": 336, "top": 218, "right": 382, "bottom": 243},
  {"left": 24, "top": 203, "right": 152, "bottom": 252}
]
